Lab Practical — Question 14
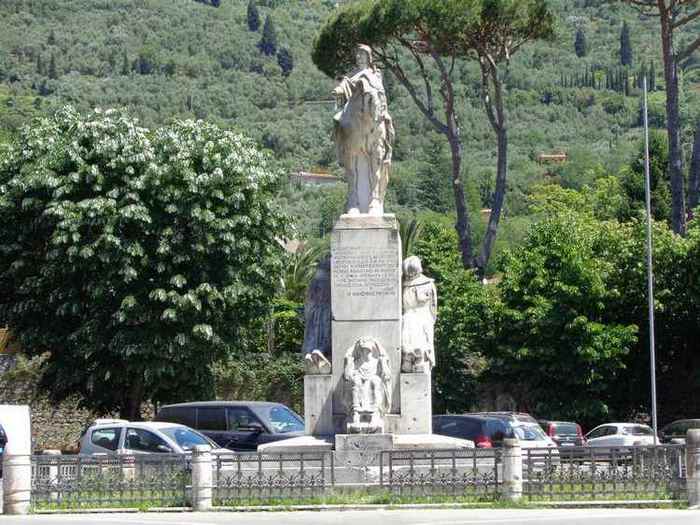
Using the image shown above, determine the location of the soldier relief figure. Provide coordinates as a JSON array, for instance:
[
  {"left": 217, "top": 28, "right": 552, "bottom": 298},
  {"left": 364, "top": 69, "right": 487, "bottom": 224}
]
[
  {"left": 401, "top": 256, "right": 438, "bottom": 374},
  {"left": 343, "top": 337, "right": 392, "bottom": 433},
  {"left": 333, "top": 44, "right": 395, "bottom": 216}
]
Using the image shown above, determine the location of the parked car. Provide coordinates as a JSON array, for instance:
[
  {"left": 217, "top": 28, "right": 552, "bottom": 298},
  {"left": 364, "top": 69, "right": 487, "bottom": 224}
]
[
  {"left": 80, "top": 421, "right": 224, "bottom": 455},
  {"left": 660, "top": 419, "right": 700, "bottom": 444},
  {"left": 0, "top": 423, "right": 6, "bottom": 477},
  {"left": 155, "top": 401, "right": 305, "bottom": 451},
  {"left": 538, "top": 420, "right": 585, "bottom": 447},
  {"left": 471, "top": 412, "right": 539, "bottom": 425},
  {"left": 433, "top": 415, "right": 511, "bottom": 448},
  {"left": 585, "top": 423, "right": 658, "bottom": 447}
]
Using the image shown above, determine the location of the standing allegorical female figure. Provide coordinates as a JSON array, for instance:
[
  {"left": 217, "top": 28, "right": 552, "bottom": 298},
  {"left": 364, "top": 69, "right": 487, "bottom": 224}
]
[
  {"left": 332, "top": 44, "right": 394, "bottom": 216},
  {"left": 401, "top": 256, "right": 437, "bottom": 373}
]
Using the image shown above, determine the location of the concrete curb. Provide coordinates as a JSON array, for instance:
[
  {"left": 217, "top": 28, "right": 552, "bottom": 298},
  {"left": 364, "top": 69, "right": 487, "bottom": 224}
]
[{"left": 31, "top": 500, "right": 687, "bottom": 514}]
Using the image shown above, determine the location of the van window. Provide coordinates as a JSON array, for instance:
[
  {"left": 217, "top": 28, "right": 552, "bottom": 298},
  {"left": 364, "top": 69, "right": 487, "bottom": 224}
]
[
  {"left": 158, "top": 407, "right": 196, "bottom": 428},
  {"left": 227, "top": 407, "right": 262, "bottom": 431},
  {"left": 197, "top": 407, "right": 226, "bottom": 431},
  {"left": 91, "top": 428, "right": 122, "bottom": 451}
]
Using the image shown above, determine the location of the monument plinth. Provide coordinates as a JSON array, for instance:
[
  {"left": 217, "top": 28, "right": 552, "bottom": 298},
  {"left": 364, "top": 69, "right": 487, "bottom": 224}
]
[{"left": 331, "top": 214, "right": 402, "bottom": 432}]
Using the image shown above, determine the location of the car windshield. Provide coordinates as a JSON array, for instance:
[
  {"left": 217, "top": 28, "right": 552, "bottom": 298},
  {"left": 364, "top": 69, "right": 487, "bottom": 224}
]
[
  {"left": 267, "top": 406, "right": 304, "bottom": 434},
  {"left": 622, "top": 425, "right": 653, "bottom": 436},
  {"left": 513, "top": 424, "right": 548, "bottom": 441},
  {"left": 159, "top": 426, "right": 216, "bottom": 451}
]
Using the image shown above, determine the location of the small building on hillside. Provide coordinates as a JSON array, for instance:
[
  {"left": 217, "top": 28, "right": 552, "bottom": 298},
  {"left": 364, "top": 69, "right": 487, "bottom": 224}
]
[{"left": 537, "top": 152, "right": 568, "bottom": 164}]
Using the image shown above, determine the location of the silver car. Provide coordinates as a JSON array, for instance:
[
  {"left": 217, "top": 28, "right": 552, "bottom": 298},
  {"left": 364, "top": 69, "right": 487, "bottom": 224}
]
[{"left": 80, "top": 421, "right": 223, "bottom": 455}]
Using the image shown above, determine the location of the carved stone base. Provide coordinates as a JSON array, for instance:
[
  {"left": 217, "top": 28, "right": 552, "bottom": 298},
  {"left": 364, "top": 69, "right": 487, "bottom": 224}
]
[
  {"left": 398, "top": 373, "right": 432, "bottom": 434},
  {"left": 304, "top": 375, "right": 334, "bottom": 436},
  {"left": 346, "top": 410, "right": 384, "bottom": 434}
]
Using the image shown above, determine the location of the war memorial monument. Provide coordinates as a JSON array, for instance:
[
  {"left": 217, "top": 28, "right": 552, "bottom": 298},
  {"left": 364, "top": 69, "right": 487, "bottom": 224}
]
[{"left": 260, "top": 45, "right": 472, "bottom": 477}]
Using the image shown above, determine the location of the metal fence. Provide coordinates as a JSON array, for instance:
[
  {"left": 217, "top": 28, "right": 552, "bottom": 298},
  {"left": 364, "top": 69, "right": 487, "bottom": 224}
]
[
  {"left": 379, "top": 448, "right": 502, "bottom": 499},
  {"left": 523, "top": 445, "right": 687, "bottom": 501},
  {"left": 213, "top": 451, "right": 334, "bottom": 506},
  {"left": 25, "top": 444, "right": 689, "bottom": 511},
  {"left": 31, "top": 454, "right": 190, "bottom": 510}
]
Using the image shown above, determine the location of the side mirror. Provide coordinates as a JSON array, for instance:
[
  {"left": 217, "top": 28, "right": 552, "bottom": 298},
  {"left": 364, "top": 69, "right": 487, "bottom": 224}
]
[{"left": 156, "top": 444, "right": 172, "bottom": 453}]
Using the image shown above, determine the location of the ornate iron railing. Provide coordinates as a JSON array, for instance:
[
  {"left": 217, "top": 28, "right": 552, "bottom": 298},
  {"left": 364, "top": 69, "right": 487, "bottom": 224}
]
[
  {"left": 31, "top": 453, "right": 190, "bottom": 509},
  {"left": 379, "top": 448, "right": 502, "bottom": 499},
  {"left": 523, "top": 445, "right": 687, "bottom": 501},
  {"left": 213, "top": 451, "right": 334, "bottom": 506}
]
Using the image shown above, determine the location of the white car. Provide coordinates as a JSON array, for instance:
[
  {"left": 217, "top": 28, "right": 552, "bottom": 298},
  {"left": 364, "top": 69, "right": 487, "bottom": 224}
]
[
  {"left": 585, "top": 423, "right": 658, "bottom": 447},
  {"left": 80, "top": 421, "right": 227, "bottom": 455}
]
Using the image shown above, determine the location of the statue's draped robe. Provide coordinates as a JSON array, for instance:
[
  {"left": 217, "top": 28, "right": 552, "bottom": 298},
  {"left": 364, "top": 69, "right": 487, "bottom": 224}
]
[{"left": 333, "top": 67, "right": 394, "bottom": 213}]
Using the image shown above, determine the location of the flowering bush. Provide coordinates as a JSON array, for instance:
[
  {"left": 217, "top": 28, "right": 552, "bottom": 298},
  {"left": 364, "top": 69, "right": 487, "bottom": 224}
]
[{"left": 0, "top": 107, "right": 289, "bottom": 417}]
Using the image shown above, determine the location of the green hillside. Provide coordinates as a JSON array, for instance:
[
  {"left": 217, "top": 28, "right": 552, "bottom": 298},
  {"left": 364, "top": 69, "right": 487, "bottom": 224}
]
[{"left": 0, "top": 0, "right": 698, "bottom": 248}]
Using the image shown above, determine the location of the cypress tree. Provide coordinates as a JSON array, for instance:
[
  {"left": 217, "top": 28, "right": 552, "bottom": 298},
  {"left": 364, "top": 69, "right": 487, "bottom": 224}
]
[
  {"left": 620, "top": 21, "right": 633, "bottom": 66},
  {"left": 277, "top": 47, "right": 294, "bottom": 77},
  {"left": 36, "top": 54, "right": 44, "bottom": 75},
  {"left": 574, "top": 28, "right": 588, "bottom": 58},
  {"left": 47, "top": 29, "right": 56, "bottom": 46},
  {"left": 121, "top": 50, "right": 129, "bottom": 76},
  {"left": 258, "top": 15, "right": 278, "bottom": 56},
  {"left": 247, "top": 0, "right": 260, "bottom": 32},
  {"left": 48, "top": 53, "right": 57, "bottom": 80},
  {"left": 649, "top": 61, "right": 656, "bottom": 91}
]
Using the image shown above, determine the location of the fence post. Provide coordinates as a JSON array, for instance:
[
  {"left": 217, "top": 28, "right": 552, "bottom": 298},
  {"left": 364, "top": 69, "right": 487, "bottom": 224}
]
[
  {"left": 191, "top": 445, "right": 213, "bottom": 511},
  {"left": 501, "top": 438, "right": 523, "bottom": 502},
  {"left": 42, "top": 450, "right": 61, "bottom": 502},
  {"left": 2, "top": 454, "right": 32, "bottom": 515},
  {"left": 688, "top": 429, "right": 700, "bottom": 509}
]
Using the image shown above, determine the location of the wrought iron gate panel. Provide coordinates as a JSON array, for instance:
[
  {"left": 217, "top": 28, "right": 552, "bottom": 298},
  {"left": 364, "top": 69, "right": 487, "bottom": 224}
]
[
  {"left": 379, "top": 448, "right": 501, "bottom": 499},
  {"left": 523, "top": 445, "right": 686, "bottom": 501},
  {"left": 213, "top": 451, "right": 333, "bottom": 506}
]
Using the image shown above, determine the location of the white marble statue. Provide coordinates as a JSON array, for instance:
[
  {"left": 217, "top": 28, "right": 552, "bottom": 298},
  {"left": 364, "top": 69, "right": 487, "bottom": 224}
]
[
  {"left": 332, "top": 44, "right": 394, "bottom": 216},
  {"left": 401, "top": 256, "right": 437, "bottom": 374},
  {"left": 343, "top": 336, "right": 392, "bottom": 433}
]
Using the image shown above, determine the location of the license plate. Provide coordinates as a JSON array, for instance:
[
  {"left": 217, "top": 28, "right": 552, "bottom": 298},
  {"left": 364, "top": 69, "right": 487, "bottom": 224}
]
[{"left": 561, "top": 443, "right": 574, "bottom": 446}]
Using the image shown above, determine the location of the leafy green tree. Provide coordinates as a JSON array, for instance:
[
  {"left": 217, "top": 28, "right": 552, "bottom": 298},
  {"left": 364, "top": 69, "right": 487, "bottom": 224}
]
[
  {"left": 259, "top": 15, "right": 278, "bottom": 56},
  {"left": 247, "top": 0, "right": 261, "bottom": 31},
  {"left": 492, "top": 213, "right": 638, "bottom": 425},
  {"left": 575, "top": 28, "right": 588, "bottom": 58},
  {"left": 277, "top": 47, "right": 294, "bottom": 77},
  {"left": 0, "top": 107, "right": 289, "bottom": 419},
  {"left": 620, "top": 131, "right": 672, "bottom": 223},
  {"left": 413, "top": 219, "right": 494, "bottom": 413},
  {"left": 620, "top": 21, "right": 632, "bottom": 66}
]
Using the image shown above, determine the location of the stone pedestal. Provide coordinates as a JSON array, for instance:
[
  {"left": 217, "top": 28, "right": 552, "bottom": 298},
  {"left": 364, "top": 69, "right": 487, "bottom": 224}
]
[
  {"left": 399, "top": 373, "right": 432, "bottom": 434},
  {"left": 331, "top": 215, "right": 402, "bottom": 430},
  {"left": 304, "top": 375, "right": 334, "bottom": 436}
]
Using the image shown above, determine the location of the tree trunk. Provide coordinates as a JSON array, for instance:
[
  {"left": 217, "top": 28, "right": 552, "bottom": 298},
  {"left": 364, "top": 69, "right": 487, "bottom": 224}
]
[
  {"left": 447, "top": 125, "right": 474, "bottom": 269},
  {"left": 660, "top": 11, "right": 687, "bottom": 234},
  {"left": 689, "top": 119, "right": 700, "bottom": 211},
  {"left": 120, "top": 374, "right": 145, "bottom": 421},
  {"left": 476, "top": 126, "right": 507, "bottom": 278}
]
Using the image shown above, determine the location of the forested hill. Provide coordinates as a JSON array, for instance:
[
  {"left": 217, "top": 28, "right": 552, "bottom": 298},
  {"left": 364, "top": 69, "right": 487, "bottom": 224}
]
[{"left": 0, "top": 0, "right": 698, "bottom": 224}]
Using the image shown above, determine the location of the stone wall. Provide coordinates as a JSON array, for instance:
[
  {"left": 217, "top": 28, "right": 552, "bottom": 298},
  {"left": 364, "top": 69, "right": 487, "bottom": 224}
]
[{"left": 0, "top": 354, "right": 97, "bottom": 451}]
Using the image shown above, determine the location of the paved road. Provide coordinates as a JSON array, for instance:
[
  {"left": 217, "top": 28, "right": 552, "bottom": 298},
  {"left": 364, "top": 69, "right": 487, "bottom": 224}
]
[{"left": 0, "top": 509, "right": 696, "bottom": 525}]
